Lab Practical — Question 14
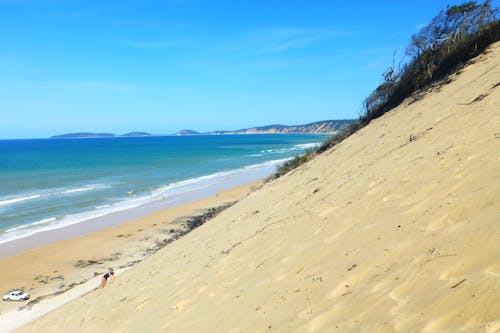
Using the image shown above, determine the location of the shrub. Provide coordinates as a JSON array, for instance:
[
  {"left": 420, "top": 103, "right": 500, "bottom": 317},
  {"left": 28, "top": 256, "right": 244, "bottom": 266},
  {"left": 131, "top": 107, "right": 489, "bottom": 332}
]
[
  {"left": 267, "top": 1, "right": 499, "bottom": 182},
  {"left": 360, "top": 1, "right": 499, "bottom": 126},
  {"left": 267, "top": 148, "right": 317, "bottom": 180}
]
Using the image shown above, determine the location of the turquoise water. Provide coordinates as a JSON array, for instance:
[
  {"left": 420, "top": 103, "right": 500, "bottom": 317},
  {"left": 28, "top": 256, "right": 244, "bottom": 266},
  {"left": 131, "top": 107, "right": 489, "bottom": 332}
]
[{"left": 0, "top": 134, "right": 325, "bottom": 243}]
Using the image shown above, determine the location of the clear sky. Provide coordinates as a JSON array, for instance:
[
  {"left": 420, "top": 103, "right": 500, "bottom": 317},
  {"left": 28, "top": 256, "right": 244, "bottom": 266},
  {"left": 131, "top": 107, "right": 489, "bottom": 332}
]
[{"left": 1, "top": 0, "right": 496, "bottom": 139}]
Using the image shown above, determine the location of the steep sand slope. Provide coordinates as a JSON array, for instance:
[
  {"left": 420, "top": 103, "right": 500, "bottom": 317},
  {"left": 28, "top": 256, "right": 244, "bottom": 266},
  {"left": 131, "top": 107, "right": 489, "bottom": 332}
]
[{"left": 17, "top": 43, "right": 500, "bottom": 333}]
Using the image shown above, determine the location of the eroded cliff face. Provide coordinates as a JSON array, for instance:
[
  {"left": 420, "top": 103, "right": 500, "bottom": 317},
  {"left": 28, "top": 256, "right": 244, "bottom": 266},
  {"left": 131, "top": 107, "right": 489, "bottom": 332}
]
[{"left": 209, "top": 119, "right": 354, "bottom": 135}]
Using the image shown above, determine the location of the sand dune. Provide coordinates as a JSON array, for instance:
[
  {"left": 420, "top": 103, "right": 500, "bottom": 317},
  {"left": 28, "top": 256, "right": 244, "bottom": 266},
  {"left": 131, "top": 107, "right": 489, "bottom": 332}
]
[{"left": 15, "top": 42, "right": 500, "bottom": 332}]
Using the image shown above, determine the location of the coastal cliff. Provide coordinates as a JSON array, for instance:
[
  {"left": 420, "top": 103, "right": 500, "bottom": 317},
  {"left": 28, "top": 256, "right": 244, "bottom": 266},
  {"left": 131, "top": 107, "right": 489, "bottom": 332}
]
[
  {"left": 208, "top": 119, "right": 353, "bottom": 135},
  {"left": 18, "top": 42, "right": 500, "bottom": 333}
]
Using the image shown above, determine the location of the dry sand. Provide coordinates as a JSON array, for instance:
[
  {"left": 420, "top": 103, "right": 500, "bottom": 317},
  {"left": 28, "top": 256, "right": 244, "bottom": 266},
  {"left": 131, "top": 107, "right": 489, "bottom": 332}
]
[
  {"left": 10, "top": 42, "right": 500, "bottom": 332},
  {"left": 0, "top": 182, "right": 260, "bottom": 328}
]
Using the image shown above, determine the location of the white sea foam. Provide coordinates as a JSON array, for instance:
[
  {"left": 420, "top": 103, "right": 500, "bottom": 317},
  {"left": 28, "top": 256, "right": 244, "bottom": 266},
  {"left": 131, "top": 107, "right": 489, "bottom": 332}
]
[
  {"left": 0, "top": 184, "right": 110, "bottom": 210},
  {"left": 59, "top": 184, "right": 110, "bottom": 195},
  {"left": 0, "top": 194, "right": 41, "bottom": 207},
  {"left": 0, "top": 158, "right": 290, "bottom": 244},
  {"left": 6, "top": 217, "right": 57, "bottom": 232},
  {"left": 261, "top": 148, "right": 284, "bottom": 154},
  {"left": 62, "top": 187, "right": 95, "bottom": 194},
  {"left": 260, "top": 142, "right": 321, "bottom": 154},
  {"left": 294, "top": 142, "right": 321, "bottom": 149}
]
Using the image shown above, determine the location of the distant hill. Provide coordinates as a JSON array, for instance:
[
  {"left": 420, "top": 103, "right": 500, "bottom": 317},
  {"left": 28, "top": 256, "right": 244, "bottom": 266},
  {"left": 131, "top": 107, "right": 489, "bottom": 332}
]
[
  {"left": 175, "top": 129, "right": 200, "bottom": 136},
  {"left": 121, "top": 132, "right": 152, "bottom": 137},
  {"left": 208, "top": 120, "right": 354, "bottom": 135},
  {"left": 51, "top": 120, "right": 354, "bottom": 138},
  {"left": 51, "top": 132, "right": 115, "bottom": 139}
]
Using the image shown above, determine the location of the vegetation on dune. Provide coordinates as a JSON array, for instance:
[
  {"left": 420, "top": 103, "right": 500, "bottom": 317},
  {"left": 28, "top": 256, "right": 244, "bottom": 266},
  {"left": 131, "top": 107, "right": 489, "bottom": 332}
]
[
  {"left": 270, "top": 0, "right": 499, "bottom": 180},
  {"left": 268, "top": 148, "right": 317, "bottom": 180},
  {"left": 360, "top": 0, "right": 499, "bottom": 125}
]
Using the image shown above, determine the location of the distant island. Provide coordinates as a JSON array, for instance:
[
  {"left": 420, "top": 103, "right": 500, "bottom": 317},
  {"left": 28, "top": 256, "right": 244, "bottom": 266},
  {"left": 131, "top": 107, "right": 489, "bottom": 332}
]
[
  {"left": 51, "top": 132, "right": 116, "bottom": 139},
  {"left": 51, "top": 120, "right": 354, "bottom": 138},
  {"left": 121, "top": 132, "right": 152, "bottom": 137},
  {"left": 175, "top": 129, "right": 200, "bottom": 136}
]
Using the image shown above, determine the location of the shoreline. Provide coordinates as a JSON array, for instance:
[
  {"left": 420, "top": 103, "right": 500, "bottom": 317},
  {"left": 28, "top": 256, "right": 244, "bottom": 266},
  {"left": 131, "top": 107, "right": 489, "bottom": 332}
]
[
  {"left": 0, "top": 180, "right": 261, "bottom": 332},
  {"left": 7, "top": 40, "right": 500, "bottom": 333},
  {"left": 0, "top": 159, "right": 278, "bottom": 257}
]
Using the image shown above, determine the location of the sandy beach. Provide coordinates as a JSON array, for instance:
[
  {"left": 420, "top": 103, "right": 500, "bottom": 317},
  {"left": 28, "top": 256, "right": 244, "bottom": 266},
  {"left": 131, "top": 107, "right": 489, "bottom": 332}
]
[
  {"left": 4, "top": 42, "right": 500, "bottom": 332},
  {"left": 0, "top": 181, "right": 261, "bottom": 331}
]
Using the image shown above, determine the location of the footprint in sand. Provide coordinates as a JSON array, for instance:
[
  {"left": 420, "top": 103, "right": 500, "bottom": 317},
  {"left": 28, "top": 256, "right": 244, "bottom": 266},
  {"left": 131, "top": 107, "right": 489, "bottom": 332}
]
[
  {"left": 296, "top": 307, "right": 313, "bottom": 320},
  {"left": 318, "top": 207, "right": 336, "bottom": 217},
  {"left": 425, "top": 213, "right": 455, "bottom": 232},
  {"left": 314, "top": 227, "right": 324, "bottom": 235},
  {"left": 310, "top": 308, "right": 339, "bottom": 331},
  {"left": 273, "top": 274, "right": 287, "bottom": 282},
  {"left": 483, "top": 319, "right": 500, "bottom": 333},
  {"left": 422, "top": 314, "right": 457, "bottom": 333},
  {"left": 296, "top": 307, "right": 337, "bottom": 332},
  {"left": 485, "top": 262, "right": 500, "bottom": 277},
  {"left": 388, "top": 290, "right": 409, "bottom": 315},
  {"left": 174, "top": 299, "right": 190, "bottom": 311},
  {"left": 135, "top": 298, "right": 151, "bottom": 310},
  {"left": 327, "top": 281, "right": 352, "bottom": 299}
]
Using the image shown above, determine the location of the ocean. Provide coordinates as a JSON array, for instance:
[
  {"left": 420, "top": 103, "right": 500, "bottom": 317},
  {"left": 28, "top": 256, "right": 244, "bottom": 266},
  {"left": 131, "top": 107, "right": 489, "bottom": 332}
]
[{"left": 0, "top": 134, "right": 326, "bottom": 244}]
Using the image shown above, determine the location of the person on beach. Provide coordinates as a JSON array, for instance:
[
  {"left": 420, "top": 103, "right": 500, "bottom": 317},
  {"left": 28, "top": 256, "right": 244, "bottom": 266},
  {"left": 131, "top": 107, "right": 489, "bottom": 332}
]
[{"left": 100, "top": 268, "right": 114, "bottom": 288}]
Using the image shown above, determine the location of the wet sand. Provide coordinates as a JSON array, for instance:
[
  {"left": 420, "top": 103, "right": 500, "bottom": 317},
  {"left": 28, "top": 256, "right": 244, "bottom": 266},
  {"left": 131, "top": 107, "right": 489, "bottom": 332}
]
[
  {"left": 0, "top": 181, "right": 261, "bottom": 325},
  {"left": 0, "top": 160, "right": 276, "bottom": 258},
  {"left": 7, "top": 42, "right": 500, "bottom": 333}
]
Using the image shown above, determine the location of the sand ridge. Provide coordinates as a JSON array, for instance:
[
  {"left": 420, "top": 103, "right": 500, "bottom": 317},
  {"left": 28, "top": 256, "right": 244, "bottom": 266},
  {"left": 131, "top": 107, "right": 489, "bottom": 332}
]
[{"left": 14, "top": 42, "right": 500, "bottom": 332}]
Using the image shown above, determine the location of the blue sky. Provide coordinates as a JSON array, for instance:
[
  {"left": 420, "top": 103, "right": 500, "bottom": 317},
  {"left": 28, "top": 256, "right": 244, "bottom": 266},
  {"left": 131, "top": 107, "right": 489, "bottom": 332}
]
[{"left": 1, "top": 0, "right": 496, "bottom": 138}]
